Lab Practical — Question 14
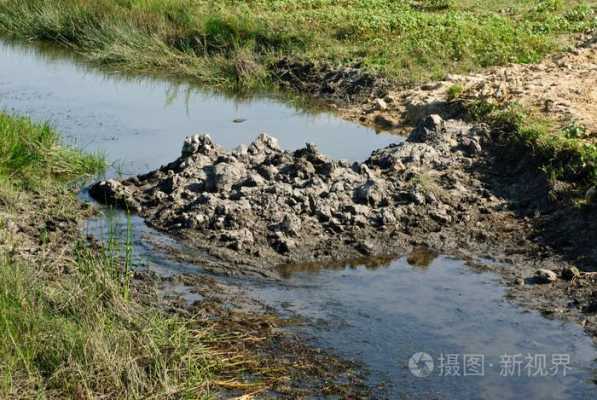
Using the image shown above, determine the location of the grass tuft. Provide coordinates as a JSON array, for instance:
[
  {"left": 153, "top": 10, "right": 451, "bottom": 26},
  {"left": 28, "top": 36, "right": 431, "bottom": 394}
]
[
  {"left": 0, "top": 113, "right": 104, "bottom": 187},
  {"left": 465, "top": 101, "right": 597, "bottom": 186}
]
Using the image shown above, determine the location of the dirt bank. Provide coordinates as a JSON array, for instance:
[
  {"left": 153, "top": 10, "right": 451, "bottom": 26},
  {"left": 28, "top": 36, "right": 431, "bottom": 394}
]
[
  {"left": 90, "top": 38, "right": 597, "bottom": 341},
  {"left": 340, "top": 37, "right": 597, "bottom": 136}
]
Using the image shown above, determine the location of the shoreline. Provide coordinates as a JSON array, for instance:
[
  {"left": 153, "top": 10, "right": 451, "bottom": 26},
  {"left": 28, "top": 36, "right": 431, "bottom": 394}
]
[{"left": 0, "top": 6, "right": 596, "bottom": 395}]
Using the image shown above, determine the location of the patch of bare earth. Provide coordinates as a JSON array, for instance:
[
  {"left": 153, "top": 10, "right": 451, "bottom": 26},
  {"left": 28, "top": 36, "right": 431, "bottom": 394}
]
[{"left": 344, "top": 40, "right": 597, "bottom": 137}]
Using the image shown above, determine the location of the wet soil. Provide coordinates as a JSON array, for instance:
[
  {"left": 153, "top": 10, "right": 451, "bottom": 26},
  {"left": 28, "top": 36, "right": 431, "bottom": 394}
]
[{"left": 88, "top": 116, "right": 494, "bottom": 272}]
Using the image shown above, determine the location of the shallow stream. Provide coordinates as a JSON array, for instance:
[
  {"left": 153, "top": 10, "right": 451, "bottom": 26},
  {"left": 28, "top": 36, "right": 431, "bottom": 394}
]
[{"left": 1, "top": 40, "right": 596, "bottom": 399}]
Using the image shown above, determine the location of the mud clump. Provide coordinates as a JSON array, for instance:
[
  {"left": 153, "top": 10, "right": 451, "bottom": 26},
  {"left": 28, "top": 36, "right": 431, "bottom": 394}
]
[
  {"left": 272, "top": 57, "right": 389, "bottom": 103},
  {"left": 90, "top": 115, "right": 496, "bottom": 270}
]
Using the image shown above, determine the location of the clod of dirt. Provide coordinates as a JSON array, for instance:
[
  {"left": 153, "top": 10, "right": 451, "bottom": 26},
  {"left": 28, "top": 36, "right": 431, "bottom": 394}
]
[
  {"left": 90, "top": 115, "right": 497, "bottom": 271},
  {"left": 272, "top": 57, "right": 389, "bottom": 103},
  {"left": 534, "top": 269, "right": 558, "bottom": 284}
]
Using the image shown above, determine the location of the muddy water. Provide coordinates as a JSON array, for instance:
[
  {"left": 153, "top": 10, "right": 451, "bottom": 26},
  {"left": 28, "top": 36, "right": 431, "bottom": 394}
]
[{"left": 1, "top": 40, "right": 596, "bottom": 399}]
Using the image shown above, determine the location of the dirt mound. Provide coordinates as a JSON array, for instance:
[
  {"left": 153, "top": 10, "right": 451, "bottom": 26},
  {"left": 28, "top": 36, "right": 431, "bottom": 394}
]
[
  {"left": 90, "top": 116, "right": 503, "bottom": 271},
  {"left": 88, "top": 115, "right": 597, "bottom": 340}
]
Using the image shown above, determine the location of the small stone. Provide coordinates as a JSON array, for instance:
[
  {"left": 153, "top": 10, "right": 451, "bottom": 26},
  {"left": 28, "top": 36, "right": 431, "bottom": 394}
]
[
  {"left": 379, "top": 209, "right": 396, "bottom": 226},
  {"left": 210, "top": 162, "right": 246, "bottom": 192},
  {"left": 356, "top": 240, "right": 375, "bottom": 255},
  {"left": 257, "top": 164, "right": 278, "bottom": 180},
  {"left": 408, "top": 114, "right": 445, "bottom": 144},
  {"left": 354, "top": 180, "right": 384, "bottom": 207},
  {"left": 409, "top": 189, "right": 426, "bottom": 205},
  {"left": 460, "top": 137, "right": 482, "bottom": 156},
  {"left": 383, "top": 94, "right": 396, "bottom": 104},
  {"left": 534, "top": 269, "right": 558, "bottom": 284},
  {"left": 221, "top": 229, "right": 254, "bottom": 250},
  {"left": 250, "top": 133, "right": 280, "bottom": 153},
  {"left": 430, "top": 210, "right": 451, "bottom": 225},
  {"left": 279, "top": 214, "right": 301, "bottom": 236},
  {"left": 269, "top": 231, "right": 294, "bottom": 254},
  {"left": 181, "top": 134, "right": 213, "bottom": 157},
  {"left": 561, "top": 266, "right": 581, "bottom": 281},
  {"left": 373, "top": 98, "right": 388, "bottom": 111},
  {"left": 243, "top": 173, "right": 266, "bottom": 187}
]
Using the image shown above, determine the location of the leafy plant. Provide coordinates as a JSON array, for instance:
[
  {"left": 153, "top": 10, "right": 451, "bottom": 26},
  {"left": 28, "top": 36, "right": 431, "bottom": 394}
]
[{"left": 563, "top": 120, "right": 588, "bottom": 139}]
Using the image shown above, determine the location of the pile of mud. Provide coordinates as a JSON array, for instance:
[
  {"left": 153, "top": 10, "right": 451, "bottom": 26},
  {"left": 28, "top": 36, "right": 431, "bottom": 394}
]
[{"left": 90, "top": 115, "right": 498, "bottom": 270}]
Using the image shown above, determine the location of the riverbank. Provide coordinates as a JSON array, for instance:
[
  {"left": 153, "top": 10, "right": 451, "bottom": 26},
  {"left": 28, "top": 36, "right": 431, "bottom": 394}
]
[
  {"left": 0, "top": 113, "right": 369, "bottom": 399},
  {"left": 0, "top": 0, "right": 594, "bottom": 95},
  {"left": 86, "top": 37, "right": 597, "bottom": 341}
]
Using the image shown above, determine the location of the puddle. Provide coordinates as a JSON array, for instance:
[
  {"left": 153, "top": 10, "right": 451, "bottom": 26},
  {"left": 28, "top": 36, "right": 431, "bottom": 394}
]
[{"left": 1, "top": 39, "right": 596, "bottom": 399}]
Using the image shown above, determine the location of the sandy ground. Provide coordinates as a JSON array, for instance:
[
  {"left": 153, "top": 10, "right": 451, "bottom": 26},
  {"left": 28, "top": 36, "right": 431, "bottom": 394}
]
[{"left": 344, "top": 39, "right": 597, "bottom": 138}]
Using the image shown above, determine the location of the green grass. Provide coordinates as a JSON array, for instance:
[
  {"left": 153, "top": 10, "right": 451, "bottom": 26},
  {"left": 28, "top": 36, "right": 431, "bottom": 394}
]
[
  {"left": 0, "top": 113, "right": 104, "bottom": 186},
  {"left": 467, "top": 101, "right": 597, "bottom": 187},
  {"left": 0, "top": 113, "right": 242, "bottom": 399},
  {"left": 0, "top": 0, "right": 594, "bottom": 91},
  {"left": 0, "top": 248, "right": 217, "bottom": 399}
]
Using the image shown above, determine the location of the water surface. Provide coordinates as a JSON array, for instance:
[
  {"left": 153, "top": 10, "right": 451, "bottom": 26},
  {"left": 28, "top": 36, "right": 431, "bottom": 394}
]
[
  {"left": 0, "top": 41, "right": 396, "bottom": 175},
  {"left": 1, "top": 40, "right": 596, "bottom": 400}
]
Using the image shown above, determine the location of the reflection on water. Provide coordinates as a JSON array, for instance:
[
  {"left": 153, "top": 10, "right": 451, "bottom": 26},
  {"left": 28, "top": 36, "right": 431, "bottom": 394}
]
[
  {"left": 276, "top": 247, "right": 438, "bottom": 279},
  {"left": 406, "top": 246, "right": 438, "bottom": 268},
  {"left": 0, "top": 39, "right": 399, "bottom": 177},
  {"left": 277, "top": 256, "right": 396, "bottom": 279},
  {"left": 251, "top": 257, "right": 597, "bottom": 399}
]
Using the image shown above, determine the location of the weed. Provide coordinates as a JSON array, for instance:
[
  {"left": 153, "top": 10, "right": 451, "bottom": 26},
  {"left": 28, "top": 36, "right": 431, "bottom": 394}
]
[
  {"left": 563, "top": 120, "right": 589, "bottom": 139},
  {"left": 464, "top": 100, "right": 597, "bottom": 186},
  {"left": 447, "top": 84, "right": 464, "bottom": 101}
]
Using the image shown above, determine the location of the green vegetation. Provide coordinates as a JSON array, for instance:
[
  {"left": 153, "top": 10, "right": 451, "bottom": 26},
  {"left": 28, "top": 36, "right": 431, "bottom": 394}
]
[
  {"left": 0, "top": 0, "right": 594, "bottom": 91},
  {"left": 466, "top": 101, "right": 597, "bottom": 186},
  {"left": 447, "top": 84, "right": 464, "bottom": 101},
  {"left": 0, "top": 114, "right": 104, "bottom": 186},
  {"left": 0, "top": 113, "right": 241, "bottom": 399}
]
